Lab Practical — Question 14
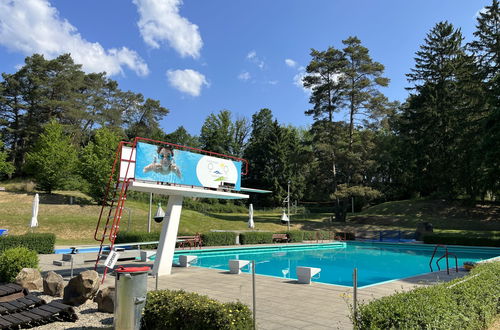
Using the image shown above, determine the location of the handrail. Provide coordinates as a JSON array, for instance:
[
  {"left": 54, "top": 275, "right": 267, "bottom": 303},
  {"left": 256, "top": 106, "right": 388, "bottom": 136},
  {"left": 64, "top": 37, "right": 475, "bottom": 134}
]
[{"left": 429, "top": 244, "right": 458, "bottom": 275}]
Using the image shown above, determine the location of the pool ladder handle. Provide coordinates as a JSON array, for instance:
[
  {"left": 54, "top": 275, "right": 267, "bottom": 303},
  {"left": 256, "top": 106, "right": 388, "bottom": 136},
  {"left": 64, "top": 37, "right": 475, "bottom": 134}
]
[{"left": 429, "top": 244, "right": 458, "bottom": 275}]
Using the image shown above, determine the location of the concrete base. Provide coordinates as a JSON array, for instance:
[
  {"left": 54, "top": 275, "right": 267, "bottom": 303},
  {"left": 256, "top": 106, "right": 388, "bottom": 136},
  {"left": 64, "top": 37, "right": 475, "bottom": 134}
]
[
  {"left": 296, "top": 267, "right": 321, "bottom": 284},
  {"left": 229, "top": 260, "right": 250, "bottom": 274},
  {"left": 140, "top": 250, "right": 156, "bottom": 262},
  {"left": 179, "top": 255, "right": 197, "bottom": 267}
]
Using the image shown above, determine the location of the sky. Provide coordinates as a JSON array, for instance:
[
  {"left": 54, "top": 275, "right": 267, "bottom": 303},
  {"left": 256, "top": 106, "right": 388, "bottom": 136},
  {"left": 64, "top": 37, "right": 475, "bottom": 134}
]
[{"left": 0, "top": 0, "right": 491, "bottom": 135}]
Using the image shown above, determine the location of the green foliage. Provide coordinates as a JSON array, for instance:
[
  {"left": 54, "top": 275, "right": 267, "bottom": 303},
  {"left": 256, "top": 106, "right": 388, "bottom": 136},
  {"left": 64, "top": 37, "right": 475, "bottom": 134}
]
[
  {"left": 200, "top": 110, "right": 249, "bottom": 157},
  {"left": 79, "top": 128, "right": 122, "bottom": 202},
  {"left": 0, "top": 247, "right": 39, "bottom": 283},
  {"left": 141, "top": 289, "right": 253, "bottom": 330},
  {"left": 0, "top": 233, "right": 55, "bottom": 254},
  {"left": 115, "top": 231, "right": 160, "bottom": 249},
  {"left": 423, "top": 233, "right": 500, "bottom": 247},
  {"left": 0, "top": 140, "right": 14, "bottom": 178},
  {"left": 354, "top": 262, "right": 500, "bottom": 329},
  {"left": 239, "top": 232, "right": 273, "bottom": 245},
  {"left": 25, "top": 120, "right": 78, "bottom": 193},
  {"left": 286, "top": 231, "right": 304, "bottom": 242},
  {"left": 201, "top": 232, "right": 237, "bottom": 246},
  {"left": 184, "top": 198, "right": 248, "bottom": 213}
]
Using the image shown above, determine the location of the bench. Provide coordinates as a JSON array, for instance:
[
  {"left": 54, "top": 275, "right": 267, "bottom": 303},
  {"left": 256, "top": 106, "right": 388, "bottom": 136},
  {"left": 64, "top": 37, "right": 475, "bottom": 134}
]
[
  {"left": 177, "top": 234, "right": 202, "bottom": 249},
  {"left": 272, "top": 234, "right": 289, "bottom": 243}
]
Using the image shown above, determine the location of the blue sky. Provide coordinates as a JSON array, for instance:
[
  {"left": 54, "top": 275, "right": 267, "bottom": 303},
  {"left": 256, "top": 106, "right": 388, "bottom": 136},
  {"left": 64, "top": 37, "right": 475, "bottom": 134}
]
[{"left": 0, "top": 0, "right": 490, "bottom": 135}]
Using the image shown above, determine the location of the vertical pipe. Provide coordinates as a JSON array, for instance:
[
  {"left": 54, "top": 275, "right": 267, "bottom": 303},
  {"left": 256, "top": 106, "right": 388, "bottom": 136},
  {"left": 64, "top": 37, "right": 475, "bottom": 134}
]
[
  {"left": 252, "top": 260, "right": 256, "bottom": 330},
  {"left": 351, "top": 197, "right": 354, "bottom": 213},
  {"left": 445, "top": 248, "right": 450, "bottom": 275},
  {"left": 155, "top": 274, "right": 158, "bottom": 291},
  {"left": 70, "top": 256, "right": 74, "bottom": 278},
  {"left": 353, "top": 268, "right": 358, "bottom": 322},
  {"left": 287, "top": 181, "right": 291, "bottom": 231},
  {"left": 147, "top": 192, "right": 152, "bottom": 233}
]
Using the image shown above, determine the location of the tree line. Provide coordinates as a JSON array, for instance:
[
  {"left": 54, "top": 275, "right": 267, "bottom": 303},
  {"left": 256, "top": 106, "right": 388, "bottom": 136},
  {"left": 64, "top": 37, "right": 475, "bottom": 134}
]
[{"left": 0, "top": 1, "right": 498, "bottom": 219}]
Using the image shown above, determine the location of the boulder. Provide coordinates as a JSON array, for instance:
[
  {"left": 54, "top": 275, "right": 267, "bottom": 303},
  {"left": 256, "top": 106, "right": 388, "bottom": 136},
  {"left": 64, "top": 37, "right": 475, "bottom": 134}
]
[
  {"left": 63, "top": 270, "right": 100, "bottom": 306},
  {"left": 94, "top": 286, "right": 115, "bottom": 313},
  {"left": 43, "top": 271, "right": 65, "bottom": 297},
  {"left": 15, "top": 268, "right": 43, "bottom": 291}
]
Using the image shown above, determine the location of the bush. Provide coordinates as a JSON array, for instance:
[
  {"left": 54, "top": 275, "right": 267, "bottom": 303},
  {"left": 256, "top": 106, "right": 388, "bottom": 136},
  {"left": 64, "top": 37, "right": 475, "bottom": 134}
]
[
  {"left": 0, "top": 247, "right": 39, "bottom": 283},
  {"left": 354, "top": 262, "right": 500, "bottom": 329},
  {"left": 0, "top": 233, "right": 55, "bottom": 254},
  {"left": 141, "top": 289, "right": 253, "bottom": 330},
  {"left": 115, "top": 231, "right": 161, "bottom": 249},
  {"left": 286, "top": 231, "right": 304, "bottom": 243},
  {"left": 201, "top": 232, "right": 237, "bottom": 246},
  {"left": 423, "top": 233, "right": 500, "bottom": 247},
  {"left": 239, "top": 232, "right": 273, "bottom": 245}
]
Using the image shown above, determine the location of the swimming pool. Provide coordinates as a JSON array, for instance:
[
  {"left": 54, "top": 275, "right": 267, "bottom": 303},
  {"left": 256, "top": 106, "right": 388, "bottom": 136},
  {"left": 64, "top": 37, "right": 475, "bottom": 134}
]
[{"left": 173, "top": 242, "right": 500, "bottom": 287}]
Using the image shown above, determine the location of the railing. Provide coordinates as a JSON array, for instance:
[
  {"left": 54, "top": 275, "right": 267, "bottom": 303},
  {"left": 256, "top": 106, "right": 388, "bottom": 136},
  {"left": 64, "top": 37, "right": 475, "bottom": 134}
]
[{"left": 429, "top": 244, "right": 459, "bottom": 275}]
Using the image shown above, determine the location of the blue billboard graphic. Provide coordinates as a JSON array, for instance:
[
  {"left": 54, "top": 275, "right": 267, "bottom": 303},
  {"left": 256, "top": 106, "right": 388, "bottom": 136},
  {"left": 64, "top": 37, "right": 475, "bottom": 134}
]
[{"left": 134, "top": 142, "right": 242, "bottom": 190}]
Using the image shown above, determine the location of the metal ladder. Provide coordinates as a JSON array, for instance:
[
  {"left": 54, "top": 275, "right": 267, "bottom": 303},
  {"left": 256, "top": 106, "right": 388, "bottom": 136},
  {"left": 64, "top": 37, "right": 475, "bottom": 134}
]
[
  {"left": 429, "top": 244, "right": 458, "bottom": 275},
  {"left": 93, "top": 141, "right": 135, "bottom": 282}
]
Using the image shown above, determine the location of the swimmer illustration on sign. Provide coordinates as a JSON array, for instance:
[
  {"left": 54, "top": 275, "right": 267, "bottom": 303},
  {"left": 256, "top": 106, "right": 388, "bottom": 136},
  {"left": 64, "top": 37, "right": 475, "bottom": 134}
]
[{"left": 143, "top": 145, "right": 182, "bottom": 178}]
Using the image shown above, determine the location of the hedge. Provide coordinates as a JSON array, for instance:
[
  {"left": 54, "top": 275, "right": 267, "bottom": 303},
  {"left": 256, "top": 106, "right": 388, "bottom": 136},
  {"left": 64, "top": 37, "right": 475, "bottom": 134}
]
[
  {"left": 0, "top": 233, "right": 55, "bottom": 254},
  {"left": 239, "top": 232, "right": 273, "bottom": 245},
  {"left": 141, "top": 290, "right": 253, "bottom": 330},
  {"left": 354, "top": 261, "right": 500, "bottom": 329},
  {"left": 201, "top": 232, "right": 237, "bottom": 246},
  {"left": 286, "top": 231, "right": 304, "bottom": 242},
  {"left": 423, "top": 233, "right": 500, "bottom": 247}
]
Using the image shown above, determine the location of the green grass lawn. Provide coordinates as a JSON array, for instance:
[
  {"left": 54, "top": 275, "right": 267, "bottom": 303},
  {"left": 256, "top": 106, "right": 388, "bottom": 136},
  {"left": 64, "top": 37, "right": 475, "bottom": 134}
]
[{"left": 1, "top": 188, "right": 498, "bottom": 246}]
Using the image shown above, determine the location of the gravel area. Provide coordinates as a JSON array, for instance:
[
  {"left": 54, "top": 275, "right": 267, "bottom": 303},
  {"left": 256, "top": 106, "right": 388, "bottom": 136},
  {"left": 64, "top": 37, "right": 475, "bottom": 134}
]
[{"left": 31, "top": 293, "right": 113, "bottom": 330}]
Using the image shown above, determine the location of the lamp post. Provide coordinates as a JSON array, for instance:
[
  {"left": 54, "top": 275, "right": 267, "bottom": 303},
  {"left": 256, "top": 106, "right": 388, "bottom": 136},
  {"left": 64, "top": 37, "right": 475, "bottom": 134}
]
[{"left": 287, "top": 181, "right": 291, "bottom": 231}]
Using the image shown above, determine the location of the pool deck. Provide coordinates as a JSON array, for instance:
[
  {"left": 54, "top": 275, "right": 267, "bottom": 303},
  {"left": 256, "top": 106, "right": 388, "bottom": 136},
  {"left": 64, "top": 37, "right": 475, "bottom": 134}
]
[{"left": 40, "top": 244, "right": 474, "bottom": 330}]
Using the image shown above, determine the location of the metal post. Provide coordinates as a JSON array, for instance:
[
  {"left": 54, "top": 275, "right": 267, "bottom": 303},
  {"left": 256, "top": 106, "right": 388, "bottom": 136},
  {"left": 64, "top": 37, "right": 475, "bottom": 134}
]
[
  {"left": 353, "top": 268, "right": 358, "bottom": 322},
  {"left": 351, "top": 197, "right": 354, "bottom": 213},
  {"left": 287, "top": 181, "right": 291, "bottom": 231},
  {"left": 252, "top": 260, "right": 256, "bottom": 330},
  {"left": 70, "top": 256, "right": 74, "bottom": 278},
  {"left": 147, "top": 193, "right": 152, "bottom": 233},
  {"left": 155, "top": 273, "right": 158, "bottom": 291}
]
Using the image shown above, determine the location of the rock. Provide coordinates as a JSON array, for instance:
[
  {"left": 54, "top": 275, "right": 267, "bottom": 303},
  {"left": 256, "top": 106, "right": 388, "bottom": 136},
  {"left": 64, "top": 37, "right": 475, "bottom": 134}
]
[
  {"left": 63, "top": 270, "right": 100, "bottom": 306},
  {"left": 94, "top": 287, "right": 115, "bottom": 313},
  {"left": 15, "top": 268, "right": 43, "bottom": 291},
  {"left": 43, "top": 271, "right": 65, "bottom": 297}
]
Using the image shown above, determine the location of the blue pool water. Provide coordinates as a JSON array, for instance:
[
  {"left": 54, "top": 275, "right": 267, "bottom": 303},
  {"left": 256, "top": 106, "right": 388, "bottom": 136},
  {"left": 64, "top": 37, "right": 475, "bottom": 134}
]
[{"left": 173, "top": 242, "right": 499, "bottom": 287}]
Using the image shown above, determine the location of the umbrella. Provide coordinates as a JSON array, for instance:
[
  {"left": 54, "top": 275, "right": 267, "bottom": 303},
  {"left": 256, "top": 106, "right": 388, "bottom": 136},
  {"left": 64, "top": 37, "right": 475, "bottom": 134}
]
[
  {"left": 248, "top": 204, "right": 255, "bottom": 229},
  {"left": 280, "top": 209, "right": 289, "bottom": 224},
  {"left": 30, "top": 193, "right": 39, "bottom": 230},
  {"left": 154, "top": 202, "right": 165, "bottom": 223}
]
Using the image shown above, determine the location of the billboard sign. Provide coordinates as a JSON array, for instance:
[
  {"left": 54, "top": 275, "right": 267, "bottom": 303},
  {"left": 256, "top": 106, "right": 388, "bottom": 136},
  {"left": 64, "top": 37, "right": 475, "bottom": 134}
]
[{"left": 134, "top": 142, "right": 242, "bottom": 190}]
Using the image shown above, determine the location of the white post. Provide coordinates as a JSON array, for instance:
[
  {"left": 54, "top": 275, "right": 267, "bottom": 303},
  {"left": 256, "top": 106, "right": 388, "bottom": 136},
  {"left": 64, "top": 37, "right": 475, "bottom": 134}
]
[
  {"left": 287, "top": 181, "right": 291, "bottom": 231},
  {"left": 152, "top": 195, "right": 183, "bottom": 276},
  {"left": 147, "top": 192, "right": 152, "bottom": 233}
]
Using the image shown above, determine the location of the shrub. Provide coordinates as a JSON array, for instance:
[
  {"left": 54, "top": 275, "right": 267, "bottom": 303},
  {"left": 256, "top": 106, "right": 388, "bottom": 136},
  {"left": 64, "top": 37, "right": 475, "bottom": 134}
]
[
  {"left": 423, "top": 233, "right": 500, "bottom": 247},
  {"left": 239, "top": 232, "right": 273, "bottom": 245},
  {"left": 0, "top": 233, "right": 55, "bottom": 254},
  {"left": 354, "top": 261, "right": 500, "bottom": 329},
  {"left": 0, "top": 247, "right": 39, "bottom": 283},
  {"left": 141, "top": 290, "right": 253, "bottom": 330},
  {"left": 201, "top": 232, "right": 237, "bottom": 246},
  {"left": 115, "top": 231, "right": 161, "bottom": 249},
  {"left": 286, "top": 231, "right": 304, "bottom": 243}
]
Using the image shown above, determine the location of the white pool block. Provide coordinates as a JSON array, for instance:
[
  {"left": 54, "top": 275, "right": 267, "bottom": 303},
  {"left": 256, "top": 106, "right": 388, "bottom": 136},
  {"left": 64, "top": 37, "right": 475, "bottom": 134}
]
[
  {"left": 179, "top": 255, "right": 198, "bottom": 267},
  {"left": 229, "top": 259, "right": 250, "bottom": 274},
  {"left": 296, "top": 266, "right": 321, "bottom": 284}
]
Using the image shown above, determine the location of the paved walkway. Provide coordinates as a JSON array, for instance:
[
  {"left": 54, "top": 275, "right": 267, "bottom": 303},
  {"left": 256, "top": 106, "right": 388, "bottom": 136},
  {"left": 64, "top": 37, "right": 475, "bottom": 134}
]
[{"left": 41, "top": 251, "right": 469, "bottom": 330}]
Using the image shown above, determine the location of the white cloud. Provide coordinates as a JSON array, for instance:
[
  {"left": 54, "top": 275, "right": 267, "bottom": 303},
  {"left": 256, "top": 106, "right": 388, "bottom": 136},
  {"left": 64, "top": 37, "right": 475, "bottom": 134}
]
[
  {"left": 293, "top": 66, "right": 309, "bottom": 92},
  {"left": 238, "top": 71, "right": 251, "bottom": 81},
  {"left": 0, "top": 0, "right": 149, "bottom": 77},
  {"left": 166, "top": 69, "right": 208, "bottom": 96},
  {"left": 267, "top": 80, "right": 278, "bottom": 85},
  {"left": 285, "top": 59, "right": 297, "bottom": 67},
  {"left": 246, "top": 50, "right": 265, "bottom": 69},
  {"left": 133, "top": 0, "right": 203, "bottom": 58}
]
